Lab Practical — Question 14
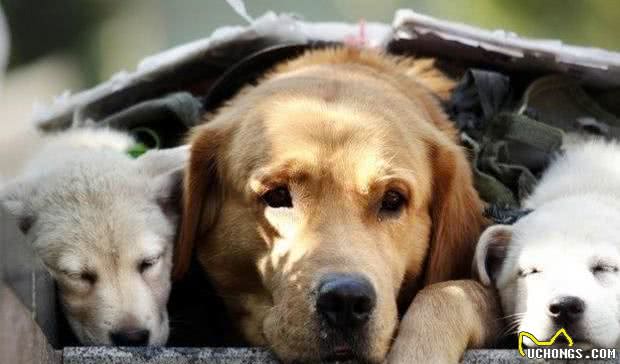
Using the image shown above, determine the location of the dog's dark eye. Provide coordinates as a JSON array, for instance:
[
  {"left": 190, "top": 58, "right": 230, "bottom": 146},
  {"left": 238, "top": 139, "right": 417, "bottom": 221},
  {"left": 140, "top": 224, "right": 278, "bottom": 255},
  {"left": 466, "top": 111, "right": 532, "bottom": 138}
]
[
  {"left": 80, "top": 272, "right": 97, "bottom": 284},
  {"left": 380, "top": 190, "right": 406, "bottom": 213},
  {"left": 592, "top": 264, "right": 618, "bottom": 274},
  {"left": 139, "top": 257, "right": 160, "bottom": 273},
  {"left": 518, "top": 268, "right": 541, "bottom": 277},
  {"left": 261, "top": 186, "right": 293, "bottom": 208}
]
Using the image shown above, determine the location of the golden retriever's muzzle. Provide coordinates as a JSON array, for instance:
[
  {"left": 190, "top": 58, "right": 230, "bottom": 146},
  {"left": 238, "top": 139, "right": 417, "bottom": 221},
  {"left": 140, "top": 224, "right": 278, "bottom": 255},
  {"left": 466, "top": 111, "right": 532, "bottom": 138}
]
[
  {"left": 315, "top": 273, "right": 377, "bottom": 361},
  {"left": 316, "top": 273, "right": 376, "bottom": 329}
]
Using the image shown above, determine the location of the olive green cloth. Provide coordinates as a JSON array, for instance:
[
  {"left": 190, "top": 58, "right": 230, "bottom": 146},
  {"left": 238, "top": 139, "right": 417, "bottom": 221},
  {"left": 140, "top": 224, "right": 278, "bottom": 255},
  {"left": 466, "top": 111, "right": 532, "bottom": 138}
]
[{"left": 450, "top": 71, "right": 620, "bottom": 207}]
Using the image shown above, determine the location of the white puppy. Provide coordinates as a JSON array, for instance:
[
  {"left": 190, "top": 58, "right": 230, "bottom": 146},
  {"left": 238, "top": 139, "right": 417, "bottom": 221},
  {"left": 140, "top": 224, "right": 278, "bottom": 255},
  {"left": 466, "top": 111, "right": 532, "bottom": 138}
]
[
  {"left": 0, "top": 128, "right": 187, "bottom": 346},
  {"left": 475, "top": 139, "right": 620, "bottom": 348}
]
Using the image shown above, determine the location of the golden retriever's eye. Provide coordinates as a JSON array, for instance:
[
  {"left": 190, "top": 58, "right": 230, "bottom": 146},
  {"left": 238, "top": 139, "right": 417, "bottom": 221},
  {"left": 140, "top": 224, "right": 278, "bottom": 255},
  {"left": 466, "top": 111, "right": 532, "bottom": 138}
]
[
  {"left": 261, "top": 186, "right": 293, "bottom": 208},
  {"left": 380, "top": 190, "right": 406, "bottom": 214},
  {"left": 139, "top": 256, "right": 160, "bottom": 273},
  {"left": 79, "top": 272, "right": 97, "bottom": 285}
]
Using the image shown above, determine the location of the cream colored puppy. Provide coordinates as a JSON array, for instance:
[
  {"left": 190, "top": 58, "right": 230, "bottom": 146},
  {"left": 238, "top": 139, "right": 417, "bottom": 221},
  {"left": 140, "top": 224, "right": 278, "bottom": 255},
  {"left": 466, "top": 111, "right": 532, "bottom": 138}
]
[
  {"left": 1, "top": 128, "right": 187, "bottom": 346},
  {"left": 476, "top": 139, "right": 620, "bottom": 348}
]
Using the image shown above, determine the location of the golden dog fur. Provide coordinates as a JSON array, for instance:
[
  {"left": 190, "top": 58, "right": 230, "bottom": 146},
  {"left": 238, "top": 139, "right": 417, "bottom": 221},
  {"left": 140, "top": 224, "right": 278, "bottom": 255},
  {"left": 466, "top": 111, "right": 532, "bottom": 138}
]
[{"left": 175, "top": 48, "right": 500, "bottom": 363}]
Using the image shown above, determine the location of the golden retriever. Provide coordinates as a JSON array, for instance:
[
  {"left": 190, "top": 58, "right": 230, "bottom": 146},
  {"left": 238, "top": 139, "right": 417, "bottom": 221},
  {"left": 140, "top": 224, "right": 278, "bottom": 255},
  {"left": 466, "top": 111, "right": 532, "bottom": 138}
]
[{"left": 174, "top": 47, "right": 500, "bottom": 363}]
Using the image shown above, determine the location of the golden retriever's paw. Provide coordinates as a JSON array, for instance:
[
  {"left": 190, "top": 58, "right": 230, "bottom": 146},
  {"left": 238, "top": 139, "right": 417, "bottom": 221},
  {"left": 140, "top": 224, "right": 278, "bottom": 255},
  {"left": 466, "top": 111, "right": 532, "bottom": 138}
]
[
  {"left": 385, "top": 280, "right": 502, "bottom": 364},
  {"left": 385, "top": 335, "right": 462, "bottom": 364}
]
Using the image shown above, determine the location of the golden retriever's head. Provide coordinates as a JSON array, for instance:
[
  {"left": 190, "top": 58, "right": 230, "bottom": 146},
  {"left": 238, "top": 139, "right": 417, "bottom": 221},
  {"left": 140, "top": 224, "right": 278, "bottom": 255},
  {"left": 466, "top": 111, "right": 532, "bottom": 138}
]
[{"left": 175, "top": 48, "right": 484, "bottom": 363}]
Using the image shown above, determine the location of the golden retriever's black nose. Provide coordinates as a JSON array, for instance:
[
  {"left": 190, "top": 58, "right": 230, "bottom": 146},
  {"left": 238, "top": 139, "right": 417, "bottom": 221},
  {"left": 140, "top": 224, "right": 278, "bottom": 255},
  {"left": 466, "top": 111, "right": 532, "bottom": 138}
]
[
  {"left": 548, "top": 296, "right": 585, "bottom": 323},
  {"left": 110, "top": 329, "right": 150, "bottom": 346},
  {"left": 316, "top": 274, "right": 376, "bottom": 328}
]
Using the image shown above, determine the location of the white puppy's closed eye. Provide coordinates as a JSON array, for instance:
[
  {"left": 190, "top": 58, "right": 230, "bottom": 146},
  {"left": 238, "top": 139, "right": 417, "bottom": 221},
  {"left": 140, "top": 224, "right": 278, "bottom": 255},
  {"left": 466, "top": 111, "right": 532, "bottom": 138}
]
[
  {"left": 139, "top": 253, "right": 162, "bottom": 273},
  {"left": 474, "top": 224, "right": 513, "bottom": 286},
  {"left": 591, "top": 261, "right": 618, "bottom": 274},
  {"left": 518, "top": 267, "right": 541, "bottom": 278}
]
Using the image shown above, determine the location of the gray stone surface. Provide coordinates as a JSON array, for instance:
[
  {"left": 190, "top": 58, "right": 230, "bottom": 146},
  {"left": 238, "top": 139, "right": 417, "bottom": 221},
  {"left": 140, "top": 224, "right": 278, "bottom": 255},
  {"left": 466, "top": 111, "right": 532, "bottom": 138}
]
[
  {"left": 462, "top": 349, "right": 524, "bottom": 363},
  {"left": 63, "top": 347, "right": 280, "bottom": 364},
  {"left": 62, "top": 348, "right": 620, "bottom": 364},
  {"left": 462, "top": 349, "right": 620, "bottom": 364}
]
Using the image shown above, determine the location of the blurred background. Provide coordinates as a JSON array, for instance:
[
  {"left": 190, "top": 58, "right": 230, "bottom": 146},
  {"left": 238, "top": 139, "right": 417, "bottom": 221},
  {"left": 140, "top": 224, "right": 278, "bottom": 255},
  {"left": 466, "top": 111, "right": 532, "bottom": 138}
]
[{"left": 0, "top": 0, "right": 618, "bottom": 175}]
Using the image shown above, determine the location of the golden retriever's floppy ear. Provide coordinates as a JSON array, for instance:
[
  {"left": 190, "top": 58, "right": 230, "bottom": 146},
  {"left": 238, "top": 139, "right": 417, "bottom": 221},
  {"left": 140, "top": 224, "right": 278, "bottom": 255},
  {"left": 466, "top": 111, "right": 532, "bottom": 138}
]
[
  {"left": 425, "top": 142, "right": 486, "bottom": 285},
  {"left": 172, "top": 125, "right": 226, "bottom": 280},
  {"left": 400, "top": 57, "right": 455, "bottom": 101}
]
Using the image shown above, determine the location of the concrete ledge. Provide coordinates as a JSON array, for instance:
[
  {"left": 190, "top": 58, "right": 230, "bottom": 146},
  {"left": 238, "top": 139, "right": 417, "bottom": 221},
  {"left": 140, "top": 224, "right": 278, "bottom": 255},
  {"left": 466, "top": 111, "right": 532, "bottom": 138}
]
[
  {"left": 63, "top": 347, "right": 279, "bottom": 364},
  {"left": 463, "top": 349, "right": 620, "bottom": 364},
  {"left": 62, "top": 347, "right": 620, "bottom": 364}
]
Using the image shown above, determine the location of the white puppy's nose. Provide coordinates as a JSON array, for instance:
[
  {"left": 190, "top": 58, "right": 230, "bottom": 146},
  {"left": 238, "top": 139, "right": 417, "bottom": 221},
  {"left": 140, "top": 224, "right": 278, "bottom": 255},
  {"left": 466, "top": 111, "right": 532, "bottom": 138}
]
[
  {"left": 548, "top": 296, "right": 585, "bottom": 324},
  {"left": 110, "top": 328, "right": 150, "bottom": 346}
]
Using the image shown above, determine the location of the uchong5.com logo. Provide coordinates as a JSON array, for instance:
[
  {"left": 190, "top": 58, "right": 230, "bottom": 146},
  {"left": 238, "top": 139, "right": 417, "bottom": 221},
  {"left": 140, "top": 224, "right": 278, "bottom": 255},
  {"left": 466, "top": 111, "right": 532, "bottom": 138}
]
[{"left": 518, "top": 328, "right": 617, "bottom": 360}]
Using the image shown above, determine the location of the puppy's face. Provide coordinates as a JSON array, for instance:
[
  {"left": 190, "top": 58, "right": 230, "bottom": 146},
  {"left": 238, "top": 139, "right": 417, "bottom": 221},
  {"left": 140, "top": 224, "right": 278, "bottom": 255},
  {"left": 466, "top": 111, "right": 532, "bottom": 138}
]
[
  {"left": 476, "top": 199, "right": 620, "bottom": 348},
  {"left": 177, "top": 50, "right": 483, "bottom": 363},
  {"left": 41, "top": 204, "right": 174, "bottom": 346},
  {"left": 1, "top": 147, "right": 187, "bottom": 346}
]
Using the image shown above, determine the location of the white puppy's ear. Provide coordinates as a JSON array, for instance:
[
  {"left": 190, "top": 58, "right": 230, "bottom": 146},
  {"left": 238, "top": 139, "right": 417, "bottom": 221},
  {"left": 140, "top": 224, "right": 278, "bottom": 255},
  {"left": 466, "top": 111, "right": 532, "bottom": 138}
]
[
  {"left": 138, "top": 146, "right": 189, "bottom": 217},
  {"left": 151, "top": 167, "right": 184, "bottom": 217},
  {"left": 0, "top": 181, "right": 36, "bottom": 234},
  {"left": 137, "top": 146, "right": 189, "bottom": 178},
  {"left": 474, "top": 225, "right": 513, "bottom": 286}
]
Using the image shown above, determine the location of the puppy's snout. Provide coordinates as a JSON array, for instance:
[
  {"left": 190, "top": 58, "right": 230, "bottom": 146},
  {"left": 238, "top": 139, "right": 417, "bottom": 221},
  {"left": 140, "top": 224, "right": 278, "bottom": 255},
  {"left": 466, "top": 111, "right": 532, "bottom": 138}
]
[
  {"left": 548, "top": 296, "right": 585, "bottom": 323},
  {"left": 110, "top": 328, "right": 150, "bottom": 346},
  {"left": 316, "top": 274, "right": 376, "bottom": 329}
]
